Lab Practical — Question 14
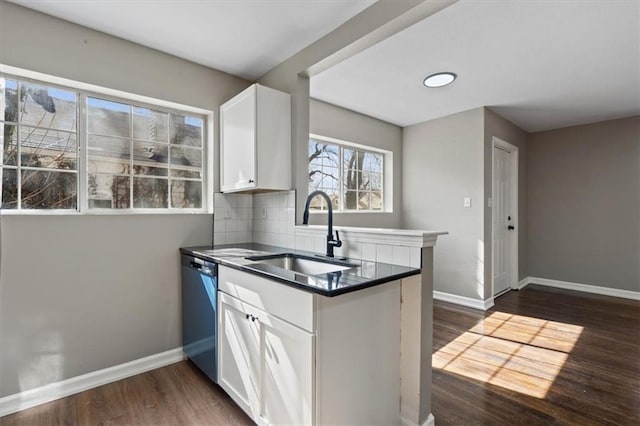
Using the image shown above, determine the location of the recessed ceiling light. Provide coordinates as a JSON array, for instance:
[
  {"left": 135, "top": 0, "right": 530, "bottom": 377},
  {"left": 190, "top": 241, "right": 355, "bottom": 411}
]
[{"left": 423, "top": 72, "right": 457, "bottom": 88}]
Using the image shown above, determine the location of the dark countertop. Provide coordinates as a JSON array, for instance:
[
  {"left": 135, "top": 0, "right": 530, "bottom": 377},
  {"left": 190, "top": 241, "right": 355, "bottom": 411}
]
[{"left": 180, "top": 243, "right": 421, "bottom": 297}]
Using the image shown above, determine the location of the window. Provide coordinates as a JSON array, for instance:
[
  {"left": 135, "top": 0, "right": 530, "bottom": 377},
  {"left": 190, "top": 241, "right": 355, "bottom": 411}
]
[
  {"left": 308, "top": 135, "right": 385, "bottom": 212},
  {"left": 1, "top": 79, "right": 78, "bottom": 210},
  {"left": 86, "top": 97, "right": 203, "bottom": 209},
  {"left": 0, "top": 73, "right": 207, "bottom": 212}
]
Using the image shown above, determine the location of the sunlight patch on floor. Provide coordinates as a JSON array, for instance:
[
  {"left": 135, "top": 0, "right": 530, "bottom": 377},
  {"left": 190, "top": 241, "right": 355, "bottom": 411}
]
[{"left": 433, "top": 311, "right": 584, "bottom": 398}]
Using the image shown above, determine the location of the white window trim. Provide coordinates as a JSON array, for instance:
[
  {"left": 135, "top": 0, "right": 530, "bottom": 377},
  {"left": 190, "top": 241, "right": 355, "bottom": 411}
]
[
  {"left": 0, "top": 65, "right": 214, "bottom": 215},
  {"left": 308, "top": 133, "right": 392, "bottom": 213}
]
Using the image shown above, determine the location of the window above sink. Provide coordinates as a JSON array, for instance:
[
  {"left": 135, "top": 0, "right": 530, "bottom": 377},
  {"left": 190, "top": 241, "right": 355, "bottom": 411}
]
[{"left": 308, "top": 133, "right": 392, "bottom": 213}]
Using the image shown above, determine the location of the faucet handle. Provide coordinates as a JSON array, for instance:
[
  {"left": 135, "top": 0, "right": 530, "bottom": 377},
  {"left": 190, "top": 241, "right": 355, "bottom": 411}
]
[{"left": 334, "top": 230, "right": 342, "bottom": 247}]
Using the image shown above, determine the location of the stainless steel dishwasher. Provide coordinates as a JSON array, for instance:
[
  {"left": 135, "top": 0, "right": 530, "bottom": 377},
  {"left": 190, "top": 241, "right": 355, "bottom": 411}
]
[{"left": 181, "top": 254, "right": 218, "bottom": 382}]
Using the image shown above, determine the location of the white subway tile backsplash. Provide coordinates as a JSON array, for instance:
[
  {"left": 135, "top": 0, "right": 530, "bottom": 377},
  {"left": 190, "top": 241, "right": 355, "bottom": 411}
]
[
  {"left": 334, "top": 245, "right": 347, "bottom": 258},
  {"left": 215, "top": 194, "right": 230, "bottom": 209},
  {"left": 410, "top": 248, "right": 422, "bottom": 269},
  {"left": 250, "top": 190, "right": 295, "bottom": 247},
  {"left": 227, "top": 195, "right": 239, "bottom": 207},
  {"left": 286, "top": 235, "right": 296, "bottom": 249},
  {"left": 346, "top": 242, "right": 363, "bottom": 260},
  {"left": 361, "top": 243, "right": 377, "bottom": 261},
  {"left": 213, "top": 232, "right": 226, "bottom": 245},
  {"left": 213, "top": 193, "right": 253, "bottom": 244},
  {"left": 214, "top": 219, "right": 226, "bottom": 232},
  {"left": 231, "top": 220, "right": 240, "bottom": 234},
  {"left": 376, "top": 244, "right": 394, "bottom": 264},
  {"left": 214, "top": 207, "right": 225, "bottom": 220},
  {"left": 253, "top": 232, "right": 264, "bottom": 244},
  {"left": 295, "top": 235, "right": 308, "bottom": 251},
  {"left": 239, "top": 196, "right": 252, "bottom": 208},
  {"left": 392, "top": 246, "right": 412, "bottom": 268},
  {"left": 226, "top": 232, "right": 238, "bottom": 244},
  {"left": 313, "top": 237, "right": 326, "bottom": 254},
  {"left": 213, "top": 190, "right": 418, "bottom": 268}
]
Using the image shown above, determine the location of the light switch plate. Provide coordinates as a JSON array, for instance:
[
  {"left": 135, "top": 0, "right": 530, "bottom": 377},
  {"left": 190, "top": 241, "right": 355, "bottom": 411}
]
[{"left": 464, "top": 197, "right": 472, "bottom": 208}]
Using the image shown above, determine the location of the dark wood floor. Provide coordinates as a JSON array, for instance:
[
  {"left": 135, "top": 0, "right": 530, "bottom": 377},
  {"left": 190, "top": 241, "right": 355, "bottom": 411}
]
[
  {"left": 433, "top": 284, "right": 640, "bottom": 425},
  {"left": 0, "top": 360, "right": 253, "bottom": 426},
  {"left": 2, "top": 285, "right": 638, "bottom": 425}
]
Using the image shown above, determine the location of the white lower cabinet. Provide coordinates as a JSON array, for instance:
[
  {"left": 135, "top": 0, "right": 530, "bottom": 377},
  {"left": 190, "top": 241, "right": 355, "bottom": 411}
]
[
  {"left": 219, "top": 291, "right": 313, "bottom": 425},
  {"left": 218, "top": 265, "right": 401, "bottom": 426},
  {"left": 218, "top": 292, "right": 261, "bottom": 417}
]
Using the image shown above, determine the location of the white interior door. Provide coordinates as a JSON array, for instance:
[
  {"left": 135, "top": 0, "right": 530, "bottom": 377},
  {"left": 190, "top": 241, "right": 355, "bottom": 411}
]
[{"left": 493, "top": 146, "right": 514, "bottom": 296}]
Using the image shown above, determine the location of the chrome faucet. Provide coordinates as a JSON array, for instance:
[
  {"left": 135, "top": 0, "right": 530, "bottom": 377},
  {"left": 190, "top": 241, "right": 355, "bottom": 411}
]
[{"left": 302, "top": 190, "right": 342, "bottom": 257}]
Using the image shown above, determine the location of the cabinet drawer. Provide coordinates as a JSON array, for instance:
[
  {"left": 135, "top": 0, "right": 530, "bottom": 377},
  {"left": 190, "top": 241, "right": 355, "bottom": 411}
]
[{"left": 218, "top": 265, "right": 315, "bottom": 332}]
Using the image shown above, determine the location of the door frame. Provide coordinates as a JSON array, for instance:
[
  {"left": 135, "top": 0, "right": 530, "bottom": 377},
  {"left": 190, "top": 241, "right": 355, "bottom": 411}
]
[{"left": 491, "top": 137, "right": 519, "bottom": 296}]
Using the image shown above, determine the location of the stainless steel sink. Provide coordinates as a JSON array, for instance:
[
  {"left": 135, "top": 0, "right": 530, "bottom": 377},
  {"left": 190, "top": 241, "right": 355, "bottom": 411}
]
[
  {"left": 246, "top": 253, "right": 358, "bottom": 275},
  {"left": 201, "top": 248, "right": 273, "bottom": 257}
]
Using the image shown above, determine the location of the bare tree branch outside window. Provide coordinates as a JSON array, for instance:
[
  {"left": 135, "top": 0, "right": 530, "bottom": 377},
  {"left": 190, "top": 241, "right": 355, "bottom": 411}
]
[
  {"left": 308, "top": 138, "right": 384, "bottom": 212},
  {"left": 1, "top": 79, "right": 78, "bottom": 210},
  {"left": 0, "top": 76, "right": 205, "bottom": 211}
]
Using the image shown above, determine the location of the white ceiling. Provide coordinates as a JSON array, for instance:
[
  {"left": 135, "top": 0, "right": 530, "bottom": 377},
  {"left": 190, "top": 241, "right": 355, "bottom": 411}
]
[
  {"left": 311, "top": 0, "right": 640, "bottom": 132},
  {"left": 8, "top": 0, "right": 375, "bottom": 80}
]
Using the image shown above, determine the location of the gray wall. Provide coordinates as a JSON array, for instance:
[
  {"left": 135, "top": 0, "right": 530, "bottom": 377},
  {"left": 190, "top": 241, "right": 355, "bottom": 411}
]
[
  {"left": 402, "top": 108, "right": 486, "bottom": 300},
  {"left": 0, "top": 0, "right": 250, "bottom": 193},
  {"left": 0, "top": 215, "right": 211, "bottom": 396},
  {"left": 527, "top": 115, "right": 640, "bottom": 292},
  {"left": 258, "top": 1, "right": 455, "bottom": 234},
  {"left": 483, "top": 108, "right": 528, "bottom": 298},
  {"left": 0, "top": 0, "right": 248, "bottom": 397},
  {"left": 309, "top": 99, "right": 402, "bottom": 228},
  {"left": 402, "top": 107, "right": 529, "bottom": 302}
]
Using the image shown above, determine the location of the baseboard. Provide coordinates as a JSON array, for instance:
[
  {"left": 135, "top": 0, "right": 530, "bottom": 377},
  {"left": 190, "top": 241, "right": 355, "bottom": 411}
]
[
  {"left": 519, "top": 277, "right": 640, "bottom": 301},
  {"left": 423, "top": 413, "right": 435, "bottom": 426},
  {"left": 516, "top": 277, "right": 532, "bottom": 290},
  {"left": 434, "top": 291, "right": 494, "bottom": 311},
  {"left": 400, "top": 413, "right": 435, "bottom": 426},
  {"left": 0, "top": 347, "right": 184, "bottom": 417}
]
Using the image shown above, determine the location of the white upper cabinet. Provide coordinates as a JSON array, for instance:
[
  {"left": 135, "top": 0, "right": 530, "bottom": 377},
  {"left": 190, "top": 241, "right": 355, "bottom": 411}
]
[{"left": 220, "top": 84, "right": 291, "bottom": 193}]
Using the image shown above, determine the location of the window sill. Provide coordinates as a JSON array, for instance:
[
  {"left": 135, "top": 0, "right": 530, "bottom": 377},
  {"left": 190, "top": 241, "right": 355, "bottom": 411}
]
[
  {"left": 308, "top": 210, "right": 393, "bottom": 215},
  {"left": 0, "top": 209, "right": 211, "bottom": 216}
]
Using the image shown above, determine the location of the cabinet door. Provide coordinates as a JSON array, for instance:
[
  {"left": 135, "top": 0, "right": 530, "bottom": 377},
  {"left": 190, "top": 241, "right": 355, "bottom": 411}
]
[
  {"left": 220, "top": 86, "right": 257, "bottom": 192},
  {"left": 218, "top": 293, "right": 260, "bottom": 417},
  {"left": 259, "top": 311, "right": 314, "bottom": 426}
]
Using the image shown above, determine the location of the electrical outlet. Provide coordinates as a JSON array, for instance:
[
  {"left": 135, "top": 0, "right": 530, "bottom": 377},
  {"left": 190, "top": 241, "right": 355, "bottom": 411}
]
[
  {"left": 261, "top": 206, "right": 268, "bottom": 219},
  {"left": 225, "top": 207, "right": 232, "bottom": 219},
  {"left": 464, "top": 197, "right": 472, "bottom": 208}
]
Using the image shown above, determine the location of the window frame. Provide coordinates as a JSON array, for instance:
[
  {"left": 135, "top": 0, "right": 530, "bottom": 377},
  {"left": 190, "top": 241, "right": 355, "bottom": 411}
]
[
  {"left": 308, "top": 133, "right": 390, "bottom": 213},
  {"left": 0, "top": 65, "right": 214, "bottom": 215},
  {"left": 1, "top": 77, "right": 80, "bottom": 212}
]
